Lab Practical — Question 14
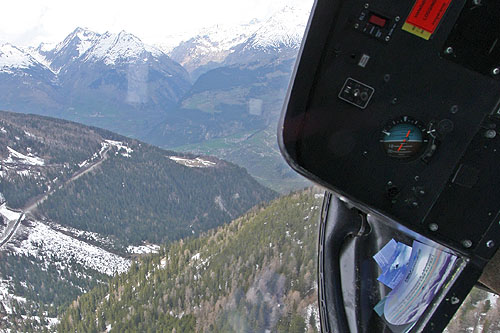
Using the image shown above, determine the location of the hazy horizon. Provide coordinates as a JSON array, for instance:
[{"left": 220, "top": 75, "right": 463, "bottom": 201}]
[{"left": 0, "top": 0, "right": 313, "bottom": 48}]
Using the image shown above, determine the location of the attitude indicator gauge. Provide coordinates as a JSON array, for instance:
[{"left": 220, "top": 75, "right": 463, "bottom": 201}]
[{"left": 381, "top": 117, "right": 428, "bottom": 159}]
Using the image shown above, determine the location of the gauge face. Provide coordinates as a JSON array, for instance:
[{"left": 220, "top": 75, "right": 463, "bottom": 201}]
[{"left": 381, "top": 117, "right": 428, "bottom": 159}]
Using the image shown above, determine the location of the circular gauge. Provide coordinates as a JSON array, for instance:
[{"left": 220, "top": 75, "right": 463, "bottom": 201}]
[{"left": 381, "top": 117, "right": 428, "bottom": 159}]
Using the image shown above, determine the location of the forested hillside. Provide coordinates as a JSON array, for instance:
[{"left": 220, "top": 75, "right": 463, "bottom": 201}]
[
  {"left": 0, "top": 110, "right": 276, "bottom": 248},
  {"left": 37, "top": 141, "right": 276, "bottom": 246},
  {"left": 57, "top": 189, "right": 323, "bottom": 332},
  {"left": 0, "top": 110, "right": 276, "bottom": 330},
  {"left": 0, "top": 111, "right": 111, "bottom": 208},
  {"left": 55, "top": 188, "right": 500, "bottom": 333}
]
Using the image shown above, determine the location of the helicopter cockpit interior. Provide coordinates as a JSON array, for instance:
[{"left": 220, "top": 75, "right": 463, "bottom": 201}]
[{"left": 279, "top": 0, "right": 500, "bottom": 331}]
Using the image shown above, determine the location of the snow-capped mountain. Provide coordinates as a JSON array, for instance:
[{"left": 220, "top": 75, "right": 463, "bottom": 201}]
[
  {"left": 0, "top": 43, "right": 60, "bottom": 116},
  {"left": 43, "top": 28, "right": 167, "bottom": 73},
  {"left": 0, "top": 43, "right": 41, "bottom": 72},
  {"left": 225, "top": 5, "right": 310, "bottom": 65},
  {"left": 0, "top": 43, "right": 56, "bottom": 77},
  {"left": 167, "top": 4, "right": 311, "bottom": 76},
  {"left": 168, "top": 20, "right": 262, "bottom": 75},
  {"left": 42, "top": 27, "right": 101, "bottom": 72},
  {"left": 47, "top": 28, "right": 191, "bottom": 115},
  {"left": 0, "top": 28, "right": 191, "bottom": 137},
  {"left": 244, "top": 5, "right": 309, "bottom": 50}
]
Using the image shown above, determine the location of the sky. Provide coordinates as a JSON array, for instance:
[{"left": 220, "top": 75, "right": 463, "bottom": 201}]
[{"left": 0, "top": 0, "right": 312, "bottom": 48}]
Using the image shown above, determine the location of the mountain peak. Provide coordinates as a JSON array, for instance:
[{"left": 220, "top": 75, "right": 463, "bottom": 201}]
[
  {"left": 0, "top": 43, "right": 38, "bottom": 71},
  {"left": 46, "top": 28, "right": 166, "bottom": 70},
  {"left": 86, "top": 30, "right": 163, "bottom": 65},
  {"left": 166, "top": 3, "right": 311, "bottom": 72},
  {"left": 52, "top": 27, "right": 101, "bottom": 62},
  {"left": 248, "top": 4, "right": 309, "bottom": 50}
]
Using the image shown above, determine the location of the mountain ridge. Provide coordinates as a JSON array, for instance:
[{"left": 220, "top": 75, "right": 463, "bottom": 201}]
[
  {"left": 56, "top": 188, "right": 323, "bottom": 333},
  {"left": 167, "top": 4, "right": 310, "bottom": 79},
  {"left": 0, "top": 3, "right": 313, "bottom": 193},
  {"left": 0, "top": 110, "right": 276, "bottom": 329}
]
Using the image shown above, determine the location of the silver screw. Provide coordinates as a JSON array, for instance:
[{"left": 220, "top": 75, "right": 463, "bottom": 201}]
[
  {"left": 354, "top": 23, "right": 359, "bottom": 29},
  {"left": 450, "top": 297, "right": 460, "bottom": 305},
  {"left": 445, "top": 47, "right": 453, "bottom": 55},
  {"left": 395, "top": 16, "right": 400, "bottom": 22},
  {"left": 487, "top": 240, "right": 495, "bottom": 248},
  {"left": 462, "top": 240, "right": 473, "bottom": 248},
  {"left": 387, "top": 181, "right": 393, "bottom": 186},
  {"left": 364, "top": 3, "right": 369, "bottom": 9},
  {"left": 450, "top": 105, "right": 459, "bottom": 114},
  {"left": 412, "top": 201, "right": 419, "bottom": 207},
  {"left": 493, "top": 68, "right": 500, "bottom": 75},
  {"left": 414, "top": 176, "right": 420, "bottom": 181},
  {"left": 473, "top": 0, "right": 482, "bottom": 5},
  {"left": 429, "top": 223, "right": 439, "bottom": 232},
  {"left": 385, "top": 36, "right": 391, "bottom": 42},
  {"left": 485, "top": 129, "right": 497, "bottom": 139}
]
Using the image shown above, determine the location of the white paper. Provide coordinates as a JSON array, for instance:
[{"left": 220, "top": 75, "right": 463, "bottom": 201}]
[{"left": 383, "top": 241, "right": 457, "bottom": 326}]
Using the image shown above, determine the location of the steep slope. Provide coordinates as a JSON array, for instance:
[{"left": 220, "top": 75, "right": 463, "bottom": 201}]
[
  {"left": 147, "top": 58, "right": 294, "bottom": 147},
  {"left": 0, "top": 4, "right": 312, "bottom": 193},
  {"left": 0, "top": 44, "right": 59, "bottom": 115},
  {"left": 1, "top": 28, "right": 192, "bottom": 138},
  {"left": 57, "top": 189, "right": 323, "bottom": 332},
  {"left": 224, "top": 5, "right": 309, "bottom": 66},
  {"left": 167, "top": 3, "right": 310, "bottom": 78},
  {"left": 0, "top": 110, "right": 276, "bottom": 247},
  {"left": 56, "top": 188, "right": 500, "bottom": 333},
  {"left": 146, "top": 4, "right": 312, "bottom": 193},
  {"left": 0, "top": 212, "right": 130, "bottom": 330},
  {"left": 0, "top": 110, "right": 275, "bottom": 330},
  {"left": 48, "top": 28, "right": 192, "bottom": 138},
  {"left": 168, "top": 21, "right": 261, "bottom": 80}
]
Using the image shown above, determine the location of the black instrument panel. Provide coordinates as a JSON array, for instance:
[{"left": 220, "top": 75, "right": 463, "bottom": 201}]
[{"left": 279, "top": 0, "right": 500, "bottom": 258}]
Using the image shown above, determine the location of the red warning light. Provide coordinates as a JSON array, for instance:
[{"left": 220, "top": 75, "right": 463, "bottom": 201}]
[{"left": 369, "top": 14, "right": 387, "bottom": 28}]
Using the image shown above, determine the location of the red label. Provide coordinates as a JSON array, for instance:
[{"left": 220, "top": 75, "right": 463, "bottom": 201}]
[
  {"left": 405, "top": 0, "right": 452, "bottom": 33},
  {"left": 369, "top": 15, "right": 387, "bottom": 27}
]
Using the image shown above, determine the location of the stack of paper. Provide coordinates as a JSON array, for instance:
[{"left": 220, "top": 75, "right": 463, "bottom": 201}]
[{"left": 373, "top": 239, "right": 457, "bottom": 332}]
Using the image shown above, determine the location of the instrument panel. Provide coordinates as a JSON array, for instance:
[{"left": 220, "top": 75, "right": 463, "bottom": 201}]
[{"left": 280, "top": 0, "right": 500, "bottom": 259}]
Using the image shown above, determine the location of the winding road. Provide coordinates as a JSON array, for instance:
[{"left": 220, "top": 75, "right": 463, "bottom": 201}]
[
  {"left": 0, "top": 145, "right": 111, "bottom": 249},
  {"left": 0, "top": 213, "right": 24, "bottom": 248}
]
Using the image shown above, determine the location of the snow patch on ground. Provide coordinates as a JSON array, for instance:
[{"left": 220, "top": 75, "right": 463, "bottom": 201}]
[
  {"left": 214, "top": 196, "right": 228, "bottom": 213},
  {"left": 190, "top": 252, "right": 210, "bottom": 271},
  {"left": 0, "top": 279, "right": 27, "bottom": 315},
  {"left": 127, "top": 243, "right": 160, "bottom": 254},
  {"left": 305, "top": 303, "right": 321, "bottom": 332},
  {"left": 11, "top": 220, "right": 130, "bottom": 276},
  {"left": 169, "top": 156, "right": 216, "bottom": 168},
  {"left": 104, "top": 140, "right": 133, "bottom": 157},
  {"left": 4, "top": 146, "right": 44, "bottom": 166},
  {"left": 47, "top": 221, "right": 115, "bottom": 248}
]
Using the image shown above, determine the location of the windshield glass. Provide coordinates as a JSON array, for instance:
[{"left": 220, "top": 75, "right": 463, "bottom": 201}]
[{"left": 0, "top": 1, "right": 497, "bottom": 332}]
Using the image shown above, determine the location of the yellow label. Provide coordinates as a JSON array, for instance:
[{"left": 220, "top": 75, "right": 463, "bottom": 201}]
[{"left": 402, "top": 22, "right": 432, "bottom": 40}]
